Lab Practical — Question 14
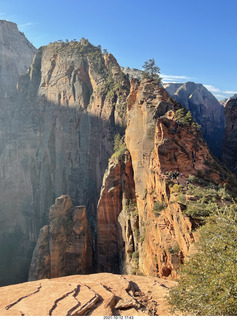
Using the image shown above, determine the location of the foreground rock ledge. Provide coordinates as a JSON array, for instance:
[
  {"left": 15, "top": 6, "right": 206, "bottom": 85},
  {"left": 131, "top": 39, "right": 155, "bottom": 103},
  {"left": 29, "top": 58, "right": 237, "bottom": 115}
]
[{"left": 0, "top": 273, "right": 177, "bottom": 316}]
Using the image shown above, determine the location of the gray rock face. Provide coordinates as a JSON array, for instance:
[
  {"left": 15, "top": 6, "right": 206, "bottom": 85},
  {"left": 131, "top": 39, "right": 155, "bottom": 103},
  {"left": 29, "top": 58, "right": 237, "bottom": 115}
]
[
  {"left": 222, "top": 98, "right": 237, "bottom": 175},
  {"left": 164, "top": 82, "right": 225, "bottom": 157},
  {"left": 0, "top": 39, "right": 130, "bottom": 286},
  {"left": 0, "top": 20, "right": 36, "bottom": 97}
]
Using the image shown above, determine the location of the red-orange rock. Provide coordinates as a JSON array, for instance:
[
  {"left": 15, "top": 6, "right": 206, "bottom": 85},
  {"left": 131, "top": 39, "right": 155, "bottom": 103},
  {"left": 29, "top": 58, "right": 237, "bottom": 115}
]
[
  {"left": 28, "top": 195, "right": 93, "bottom": 280},
  {"left": 0, "top": 273, "right": 178, "bottom": 316}
]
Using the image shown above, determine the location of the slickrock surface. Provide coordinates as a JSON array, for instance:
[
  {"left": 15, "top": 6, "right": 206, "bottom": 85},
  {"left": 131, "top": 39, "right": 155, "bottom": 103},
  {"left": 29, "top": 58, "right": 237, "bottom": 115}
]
[
  {"left": 164, "top": 82, "right": 225, "bottom": 157},
  {"left": 0, "top": 273, "right": 177, "bottom": 316},
  {"left": 222, "top": 98, "right": 237, "bottom": 175}
]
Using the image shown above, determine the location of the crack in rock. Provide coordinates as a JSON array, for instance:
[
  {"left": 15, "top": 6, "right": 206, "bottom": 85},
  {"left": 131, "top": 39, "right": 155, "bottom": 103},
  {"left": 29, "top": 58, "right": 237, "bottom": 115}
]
[
  {"left": 66, "top": 284, "right": 81, "bottom": 316},
  {"left": 49, "top": 288, "right": 76, "bottom": 316},
  {"left": 72, "top": 284, "right": 100, "bottom": 316},
  {"left": 5, "top": 284, "right": 42, "bottom": 310}
]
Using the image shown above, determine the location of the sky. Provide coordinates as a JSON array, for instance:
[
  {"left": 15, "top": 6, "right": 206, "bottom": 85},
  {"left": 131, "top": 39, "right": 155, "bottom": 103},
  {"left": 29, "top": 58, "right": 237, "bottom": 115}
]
[{"left": 0, "top": 0, "right": 236, "bottom": 100}]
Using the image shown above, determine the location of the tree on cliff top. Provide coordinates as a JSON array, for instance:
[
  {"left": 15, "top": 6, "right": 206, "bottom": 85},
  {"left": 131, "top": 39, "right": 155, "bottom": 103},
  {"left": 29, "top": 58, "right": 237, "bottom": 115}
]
[{"left": 141, "top": 58, "right": 162, "bottom": 84}]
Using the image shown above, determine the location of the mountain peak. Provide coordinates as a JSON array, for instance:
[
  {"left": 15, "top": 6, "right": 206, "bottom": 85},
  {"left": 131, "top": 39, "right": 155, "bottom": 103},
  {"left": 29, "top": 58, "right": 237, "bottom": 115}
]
[{"left": 0, "top": 20, "right": 36, "bottom": 97}]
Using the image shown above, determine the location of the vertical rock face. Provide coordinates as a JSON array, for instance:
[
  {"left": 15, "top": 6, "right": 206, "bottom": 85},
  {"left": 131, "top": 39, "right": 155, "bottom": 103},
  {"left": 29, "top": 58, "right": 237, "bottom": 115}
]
[
  {"left": 97, "top": 79, "right": 223, "bottom": 278},
  {"left": 222, "top": 98, "right": 237, "bottom": 174},
  {"left": 97, "top": 153, "right": 135, "bottom": 273},
  {"left": 0, "top": 20, "right": 36, "bottom": 98},
  {"left": 164, "top": 82, "right": 225, "bottom": 157},
  {"left": 0, "top": 39, "right": 130, "bottom": 286},
  {"left": 28, "top": 195, "right": 93, "bottom": 281}
]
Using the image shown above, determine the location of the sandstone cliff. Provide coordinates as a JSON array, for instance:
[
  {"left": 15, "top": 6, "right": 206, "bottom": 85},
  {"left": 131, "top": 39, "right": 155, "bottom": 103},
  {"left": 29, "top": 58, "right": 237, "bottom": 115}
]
[
  {"left": 163, "top": 82, "right": 225, "bottom": 157},
  {"left": 0, "top": 38, "right": 129, "bottom": 286},
  {"left": 28, "top": 195, "right": 92, "bottom": 280},
  {"left": 222, "top": 98, "right": 237, "bottom": 175},
  {"left": 97, "top": 79, "right": 225, "bottom": 278},
  {"left": 0, "top": 20, "right": 36, "bottom": 98}
]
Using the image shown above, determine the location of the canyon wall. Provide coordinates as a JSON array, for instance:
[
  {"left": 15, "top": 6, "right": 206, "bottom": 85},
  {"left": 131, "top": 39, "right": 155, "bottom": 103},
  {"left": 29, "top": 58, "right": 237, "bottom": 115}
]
[
  {"left": 0, "top": 24, "right": 230, "bottom": 285},
  {"left": 97, "top": 79, "right": 223, "bottom": 278},
  {"left": 222, "top": 98, "right": 237, "bottom": 175},
  {"left": 0, "top": 39, "right": 129, "bottom": 286},
  {"left": 164, "top": 82, "right": 225, "bottom": 158},
  {"left": 0, "top": 20, "right": 36, "bottom": 98}
]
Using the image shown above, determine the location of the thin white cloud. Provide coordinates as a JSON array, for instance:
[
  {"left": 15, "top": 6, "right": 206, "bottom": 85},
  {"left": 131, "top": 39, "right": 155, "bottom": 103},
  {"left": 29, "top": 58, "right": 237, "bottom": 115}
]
[
  {"left": 19, "top": 22, "right": 35, "bottom": 29},
  {"left": 204, "top": 84, "right": 237, "bottom": 100},
  {"left": 203, "top": 84, "right": 221, "bottom": 93},
  {"left": 223, "top": 90, "right": 237, "bottom": 94},
  {"left": 214, "top": 94, "right": 228, "bottom": 99},
  {"left": 161, "top": 74, "right": 193, "bottom": 83}
]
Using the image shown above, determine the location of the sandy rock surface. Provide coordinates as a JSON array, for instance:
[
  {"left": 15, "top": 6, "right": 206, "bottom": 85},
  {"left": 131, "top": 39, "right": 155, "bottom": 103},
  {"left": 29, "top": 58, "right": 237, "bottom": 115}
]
[{"left": 0, "top": 273, "right": 176, "bottom": 316}]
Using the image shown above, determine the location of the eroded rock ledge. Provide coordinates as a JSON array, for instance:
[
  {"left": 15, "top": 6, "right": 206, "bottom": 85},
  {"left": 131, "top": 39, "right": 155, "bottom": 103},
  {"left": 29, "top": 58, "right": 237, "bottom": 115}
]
[{"left": 0, "top": 273, "right": 177, "bottom": 316}]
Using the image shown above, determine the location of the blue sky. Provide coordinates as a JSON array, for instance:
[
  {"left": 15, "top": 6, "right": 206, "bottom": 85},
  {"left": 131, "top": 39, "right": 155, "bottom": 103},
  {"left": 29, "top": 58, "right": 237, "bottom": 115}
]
[{"left": 0, "top": 0, "right": 236, "bottom": 100}]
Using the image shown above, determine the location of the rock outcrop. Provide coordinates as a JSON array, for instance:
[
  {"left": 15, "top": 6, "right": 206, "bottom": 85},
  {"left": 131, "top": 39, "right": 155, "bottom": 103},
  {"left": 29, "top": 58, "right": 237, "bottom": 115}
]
[
  {"left": 222, "top": 98, "right": 237, "bottom": 175},
  {"left": 0, "top": 38, "right": 129, "bottom": 286},
  {"left": 28, "top": 195, "right": 92, "bottom": 281},
  {"left": 0, "top": 20, "right": 36, "bottom": 98},
  {"left": 0, "top": 273, "right": 178, "bottom": 316},
  {"left": 163, "top": 82, "right": 225, "bottom": 157},
  {"left": 97, "top": 152, "right": 135, "bottom": 273},
  {"left": 97, "top": 79, "right": 224, "bottom": 278}
]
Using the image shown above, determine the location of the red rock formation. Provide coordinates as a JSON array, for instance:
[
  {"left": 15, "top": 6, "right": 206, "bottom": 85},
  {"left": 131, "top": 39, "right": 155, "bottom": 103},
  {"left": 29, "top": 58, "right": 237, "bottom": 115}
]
[
  {"left": 164, "top": 82, "right": 225, "bottom": 157},
  {"left": 97, "top": 79, "right": 224, "bottom": 278},
  {"left": 97, "top": 152, "right": 135, "bottom": 273},
  {"left": 28, "top": 195, "right": 93, "bottom": 280}
]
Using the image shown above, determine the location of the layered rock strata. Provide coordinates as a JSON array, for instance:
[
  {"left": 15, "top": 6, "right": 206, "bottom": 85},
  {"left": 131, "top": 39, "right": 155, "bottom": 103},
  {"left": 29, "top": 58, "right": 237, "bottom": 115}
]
[
  {"left": 222, "top": 98, "right": 237, "bottom": 175},
  {"left": 28, "top": 195, "right": 92, "bottom": 280},
  {"left": 97, "top": 79, "right": 224, "bottom": 278}
]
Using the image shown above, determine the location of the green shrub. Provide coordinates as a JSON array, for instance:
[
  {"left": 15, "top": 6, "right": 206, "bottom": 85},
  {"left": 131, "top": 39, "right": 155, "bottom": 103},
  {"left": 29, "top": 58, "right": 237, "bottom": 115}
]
[
  {"left": 177, "top": 194, "right": 186, "bottom": 204},
  {"left": 168, "top": 245, "right": 180, "bottom": 255},
  {"left": 112, "top": 133, "right": 128, "bottom": 161},
  {"left": 132, "top": 251, "right": 139, "bottom": 260},
  {"left": 153, "top": 201, "right": 167, "bottom": 216},
  {"left": 185, "top": 200, "right": 218, "bottom": 219},
  {"left": 167, "top": 204, "right": 237, "bottom": 316},
  {"left": 171, "top": 184, "right": 183, "bottom": 193}
]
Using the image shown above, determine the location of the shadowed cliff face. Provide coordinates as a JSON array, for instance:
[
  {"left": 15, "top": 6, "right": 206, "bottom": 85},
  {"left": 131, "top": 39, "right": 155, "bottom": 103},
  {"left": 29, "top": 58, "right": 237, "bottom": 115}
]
[
  {"left": 164, "top": 82, "right": 225, "bottom": 158},
  {"left": 0, "top": 20, "right": 36, "bottom": 98},
  {"left": 222, "top": 98, "right": 237, "bottom": 175},
  {"left": 0, "top": 39, "right": 130, "bottom": 286},
  {"left": 97, "top": 79, "right": 224, "bottom": 278}
]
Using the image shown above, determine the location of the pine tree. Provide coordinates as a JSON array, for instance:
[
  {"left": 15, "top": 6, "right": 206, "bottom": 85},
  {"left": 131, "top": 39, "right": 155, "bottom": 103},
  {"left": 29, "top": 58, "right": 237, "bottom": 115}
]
[{"left": 141, "top": 58, "right": 162, "bottom": 84}]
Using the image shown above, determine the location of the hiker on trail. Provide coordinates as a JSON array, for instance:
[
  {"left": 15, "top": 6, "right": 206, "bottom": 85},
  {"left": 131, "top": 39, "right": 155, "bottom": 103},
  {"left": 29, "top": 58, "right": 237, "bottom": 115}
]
[
  {"left": 192, "top": 151, "right": 195, "bottom": 159},
  {"left": 180, "top": 172, "right": 183, "bottom": 178}
]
